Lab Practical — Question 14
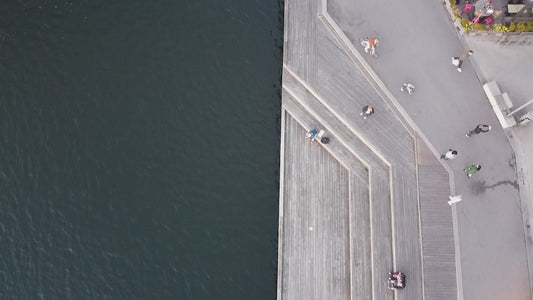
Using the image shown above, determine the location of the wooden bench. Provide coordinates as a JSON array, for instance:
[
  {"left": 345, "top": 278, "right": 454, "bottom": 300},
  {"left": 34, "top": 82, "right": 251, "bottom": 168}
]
[
  {"left": 483, "top": 81, "right": 517, "bottom": 128},
  {"left": 507, "top": 4, "right": 525, "bottom": 14}
]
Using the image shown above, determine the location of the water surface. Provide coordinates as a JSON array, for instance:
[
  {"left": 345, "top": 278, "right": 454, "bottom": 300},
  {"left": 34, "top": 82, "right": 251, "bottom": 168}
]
[{"left": 0, "top": 1, "right": 282, "bottom": 299}]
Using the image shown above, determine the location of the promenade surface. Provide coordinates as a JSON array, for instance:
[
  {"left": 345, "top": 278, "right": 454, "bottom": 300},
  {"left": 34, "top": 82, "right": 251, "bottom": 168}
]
[
  {"left": 278, "top": 0, "right": 533, "bottom": 299},
  {"left": 327, "top": 0, "right": 533, "bottom": 298}
]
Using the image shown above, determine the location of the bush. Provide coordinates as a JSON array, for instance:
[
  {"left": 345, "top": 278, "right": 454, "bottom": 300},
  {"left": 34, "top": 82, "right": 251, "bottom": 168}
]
[
  {"left": 515, "top": 22, "right": 527, "bottom": 32},
  {"left": 452, "top": 0, "right": 533, "bottom": 32},
  {"left": 473, "top": 23, "right": 487, "bottom": 30},
  {"left": 506, "top": 22, "right": 533, "bottom": 32},
  {"left": 492, "top": 24, "right": 509, "bottom": 32}
]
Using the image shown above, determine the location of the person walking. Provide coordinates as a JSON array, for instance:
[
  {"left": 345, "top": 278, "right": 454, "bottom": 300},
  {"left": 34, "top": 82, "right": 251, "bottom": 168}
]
[
  {"left": 464, "top": 164, "right": 481, "bottom": 178},
  {"left": 400, "top": 83, "right": 415, "bottom": 95},
  {"left": 451, "top": 50, "right": 473, "bottom": 72},
  {"left": 440, "top": 149, "right": 458, "bottom": 160},
  {"left": 466, "top": 124, "right": 491, "bottom": 137},
  {"left": 360, "top": 105, "right": 375, "bottom": 119}
]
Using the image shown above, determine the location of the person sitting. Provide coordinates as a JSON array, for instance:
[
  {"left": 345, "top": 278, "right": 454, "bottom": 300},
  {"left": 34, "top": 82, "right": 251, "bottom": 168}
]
[
  {"left": 392, "top": 272, "right": 405, "bottom": 288},
  {"left": 486, "top": 4, "right": 494, "bottom": 15}
]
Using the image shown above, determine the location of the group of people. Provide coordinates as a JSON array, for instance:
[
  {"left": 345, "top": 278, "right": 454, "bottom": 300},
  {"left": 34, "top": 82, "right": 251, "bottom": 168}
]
[
  {"left": 460, "top": 0, "right": 495, "bottom": 25},
  {"left": 388, "top": 272, "right": 406, "bottom": 290},
  {"left": 440, "top": 123, "right": 491, "bottom": 179},
  {"left": 358, "top": 38, "right": 490, "bottom": 202},
  {"left": 440, "top": 123, "right": 491, "bottom": 180}
]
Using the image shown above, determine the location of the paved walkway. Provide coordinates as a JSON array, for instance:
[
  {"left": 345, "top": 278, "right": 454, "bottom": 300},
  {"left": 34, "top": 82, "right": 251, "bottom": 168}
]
[
  {"left": 328, "top": 0, "right": 533, "bottom": 298},
  {"left": 465, "top": 36, "right": 533, "bottom": 294}
]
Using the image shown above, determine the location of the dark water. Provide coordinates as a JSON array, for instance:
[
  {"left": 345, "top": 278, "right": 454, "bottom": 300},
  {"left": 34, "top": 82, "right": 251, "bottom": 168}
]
[{"left": 0, "top": 0, "right": 282, "bottom": 299}]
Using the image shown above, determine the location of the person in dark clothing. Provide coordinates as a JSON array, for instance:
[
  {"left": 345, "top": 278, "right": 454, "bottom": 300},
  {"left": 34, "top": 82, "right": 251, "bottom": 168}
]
[
  {"left": 360, "top": 105, "right": 375, "bottom": 119},
  {"left": 466, "top": 124, "right": 491, "bottom": 137},
  {"left": 452, "top": 50, "right": 474, "bottom": 72}
]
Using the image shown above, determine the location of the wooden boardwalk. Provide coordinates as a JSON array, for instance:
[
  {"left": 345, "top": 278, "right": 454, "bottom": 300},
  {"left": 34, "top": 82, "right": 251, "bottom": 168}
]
[
  {"left": 277, "top": 0, "right": 458, "bottom": 299},
  {"left": 417, "top": 139, "right": 459, "bottom": 300}
]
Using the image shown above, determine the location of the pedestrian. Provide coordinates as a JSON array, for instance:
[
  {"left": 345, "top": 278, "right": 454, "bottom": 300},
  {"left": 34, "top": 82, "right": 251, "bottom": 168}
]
[
  {"left": 451, "top": 50, "right": 473, "bottom": 72},
  {"left": 360, "top": 105, "right": 375, "bottom": 119},
  {"left": 448, "top": 195, "right": 463, "bottom": 206},
  {"left": 466, "top": 124, "right": 491, "bottom": 137},
  {"left": 464, "top": 164, "right": 481, "bottom": 178},
  {"left": 400, "top": 83, "right": 415, "bottom": 95},
  {"left": 362, "top": 38, "right": 379, "bottom": 54},
  {"left": 440, "top": 149, "right": 458, "bottom": 160}
]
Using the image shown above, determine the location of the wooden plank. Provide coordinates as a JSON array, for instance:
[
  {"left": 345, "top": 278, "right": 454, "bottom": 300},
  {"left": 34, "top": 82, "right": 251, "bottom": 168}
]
[{"left": 418, "top": 166, "right": 458, "bottom": 300}]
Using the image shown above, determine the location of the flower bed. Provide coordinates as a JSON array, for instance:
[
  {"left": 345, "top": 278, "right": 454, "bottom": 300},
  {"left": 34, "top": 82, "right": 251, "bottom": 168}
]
[{"left": 449, "top": 0, "right": 533, "bottom": 32}]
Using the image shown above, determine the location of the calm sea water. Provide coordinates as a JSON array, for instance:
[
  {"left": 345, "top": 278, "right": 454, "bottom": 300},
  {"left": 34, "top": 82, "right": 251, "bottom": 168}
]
[{"left": 0, "top": 0, "right": 282, "bottom": 299}]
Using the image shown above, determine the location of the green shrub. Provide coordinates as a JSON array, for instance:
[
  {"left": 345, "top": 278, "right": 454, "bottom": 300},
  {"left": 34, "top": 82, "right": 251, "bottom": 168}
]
[
  {"left": 449, "top": 0, "right": 457, "bottom": 10},
  {"left": 473, "top": 23, "right": 487, "bottom": 31},
  {"left": 515, "top": 22, "right": 527, "bottom": 32},
  {"left": 492, "top": 24, "right": 509, "bottom": 32}
]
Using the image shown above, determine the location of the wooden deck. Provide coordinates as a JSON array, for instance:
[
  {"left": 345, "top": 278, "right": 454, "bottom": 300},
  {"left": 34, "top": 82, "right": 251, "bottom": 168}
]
[{"left": 277, "top": 0, "right": 458, "bottom": 299}]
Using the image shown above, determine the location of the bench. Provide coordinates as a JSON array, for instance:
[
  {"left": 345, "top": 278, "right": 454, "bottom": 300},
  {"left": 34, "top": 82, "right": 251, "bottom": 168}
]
[
  {"left": 501, "top": 92, "right": 513, "bottom": 110},
  {"left": 483, "top": 81, "right": 517, "bottom": 128},
  {"left": 507, "top": 4, "right": 525, "bottom": 14}
]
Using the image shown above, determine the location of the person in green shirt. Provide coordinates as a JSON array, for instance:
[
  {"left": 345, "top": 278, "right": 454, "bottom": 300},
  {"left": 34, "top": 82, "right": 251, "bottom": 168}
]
[{"left": 464, "top": 164, "right": 481, "bottom": 178}]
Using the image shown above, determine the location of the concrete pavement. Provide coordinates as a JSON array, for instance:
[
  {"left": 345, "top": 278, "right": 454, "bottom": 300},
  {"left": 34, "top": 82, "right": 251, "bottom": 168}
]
[
  {"left": 466, "top": 36, "right": 533, "bottom": 296},
  {"left": 328, "top": 0, "right": 533, "bottom": 298}
]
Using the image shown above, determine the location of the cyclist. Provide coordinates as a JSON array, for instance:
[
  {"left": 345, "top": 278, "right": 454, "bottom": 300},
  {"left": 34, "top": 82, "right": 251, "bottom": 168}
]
[{"left": 364, "top": 38, "right": 379, "bottom": 54}]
